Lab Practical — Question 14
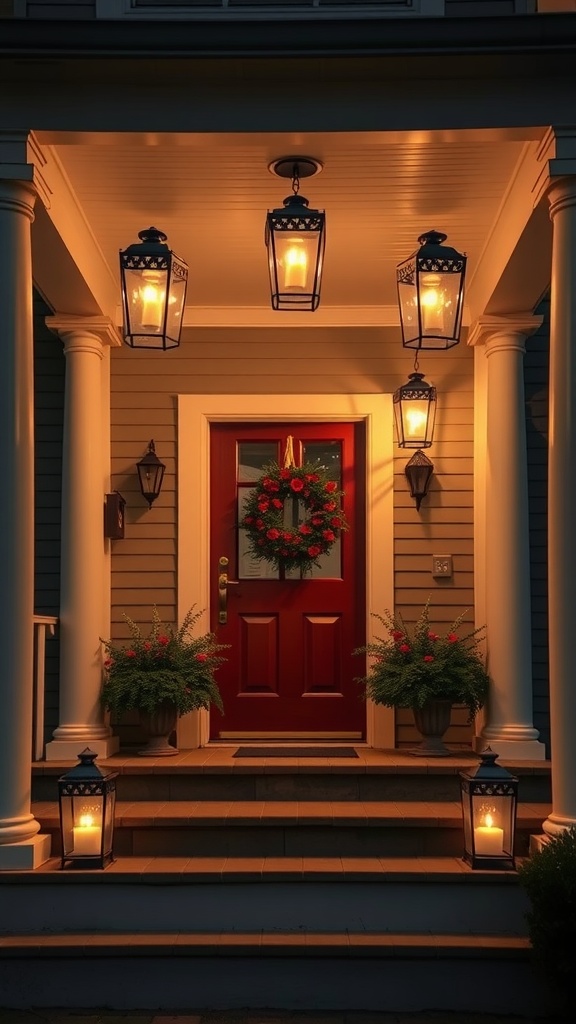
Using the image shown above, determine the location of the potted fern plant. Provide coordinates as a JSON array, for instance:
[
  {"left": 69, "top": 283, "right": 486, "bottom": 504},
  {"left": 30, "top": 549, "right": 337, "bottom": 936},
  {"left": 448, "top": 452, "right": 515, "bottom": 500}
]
[
  {"left": 101, "top": 606, "right": 228, "bottom": 756},
  {"left": 354, "top": 600, "right": 490, "bottom": 756}
]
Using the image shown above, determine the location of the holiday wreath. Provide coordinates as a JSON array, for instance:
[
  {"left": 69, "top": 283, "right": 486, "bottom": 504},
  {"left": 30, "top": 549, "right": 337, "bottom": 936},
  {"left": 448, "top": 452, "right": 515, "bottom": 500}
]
[{"left": 241, "top": 461, "right": 348, "bottom": 575}]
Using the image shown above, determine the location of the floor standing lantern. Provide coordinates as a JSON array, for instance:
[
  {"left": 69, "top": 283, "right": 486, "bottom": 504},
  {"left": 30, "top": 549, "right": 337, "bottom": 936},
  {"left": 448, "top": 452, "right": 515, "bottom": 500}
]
[
  {"left": 119, "top": 227, "right": 188, "bottom": 349},
  {"left": 266, "top": 157, "right": 326, "bottom": 311},
  {"left": 58, "top": 748, "right": 118, "bottom": 869},
  {"left": 460, "top": 748, "right": 518, "bottom": 870},
  {"left": 397, "top": 230, "right": 467, "bottom": 350}
]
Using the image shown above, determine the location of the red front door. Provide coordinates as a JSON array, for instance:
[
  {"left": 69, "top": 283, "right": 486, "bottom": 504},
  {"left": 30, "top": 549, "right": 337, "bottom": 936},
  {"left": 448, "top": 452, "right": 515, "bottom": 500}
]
[{"left": 209, "top": 422, "right": 366, "bottom": 738}]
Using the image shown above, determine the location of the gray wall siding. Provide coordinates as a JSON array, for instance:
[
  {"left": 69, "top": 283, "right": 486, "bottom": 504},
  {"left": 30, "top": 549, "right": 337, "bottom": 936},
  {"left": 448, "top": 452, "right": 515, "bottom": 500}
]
[
  {"left": 525, "top": 298, "right": 550, "bottom": 755},
  {"left": 34, "top": 291, "right": 64, "bottom": 746}
]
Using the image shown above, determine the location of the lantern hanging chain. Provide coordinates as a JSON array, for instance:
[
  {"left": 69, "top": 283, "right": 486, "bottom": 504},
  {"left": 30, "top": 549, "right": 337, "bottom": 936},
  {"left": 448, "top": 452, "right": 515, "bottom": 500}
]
[
  {"left": 413, "top": 353, "right": 420, "bottom": 374},
  {"left": 291, "top": 164, "right": 301, "bottom": 196}
]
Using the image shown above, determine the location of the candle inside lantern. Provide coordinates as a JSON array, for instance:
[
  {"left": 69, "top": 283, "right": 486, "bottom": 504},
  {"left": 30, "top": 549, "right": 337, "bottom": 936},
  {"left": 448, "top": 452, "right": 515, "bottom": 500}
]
[
  {"left": 420, "top": 274, "right": 445, "bottom": 332},
  {"left": 474, "top": 812, "right": 504, "bottom": 856},
  {"left": 72, "top": 813, "right": 102, "bottom": 856},
  {"left": 138, "top": 281, "right": 164, "bottom": 329},
  {"left": 283, "top": 243, "right": 308, "bottom": 290}
]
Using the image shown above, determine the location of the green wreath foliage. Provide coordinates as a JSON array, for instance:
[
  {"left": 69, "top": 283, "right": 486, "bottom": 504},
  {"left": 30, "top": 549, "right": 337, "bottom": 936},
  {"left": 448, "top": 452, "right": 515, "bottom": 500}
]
[{"left": 241, "top": 461, "right": 348, "bottom": 575}]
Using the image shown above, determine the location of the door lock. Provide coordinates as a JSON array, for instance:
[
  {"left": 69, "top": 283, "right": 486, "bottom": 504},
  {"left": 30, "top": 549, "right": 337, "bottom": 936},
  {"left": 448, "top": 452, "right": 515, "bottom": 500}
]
[{"left": 218, "top": 556, "right": 239, "bottom": 624}]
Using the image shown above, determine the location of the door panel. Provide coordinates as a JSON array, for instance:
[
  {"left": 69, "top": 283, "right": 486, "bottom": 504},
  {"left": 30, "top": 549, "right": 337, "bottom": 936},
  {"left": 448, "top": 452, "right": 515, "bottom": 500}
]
[{"left": 210, "top": 421, "right": 365, "bottom": 738}]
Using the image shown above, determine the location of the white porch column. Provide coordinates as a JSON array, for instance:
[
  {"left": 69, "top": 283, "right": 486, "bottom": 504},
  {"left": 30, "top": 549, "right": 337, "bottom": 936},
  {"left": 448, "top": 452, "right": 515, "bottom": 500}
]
[
  {"left": 468, "top": 315, "right": 546, "bottom": 761},
  {"left": 0, "top": 157, "right": 51, "bottom": 867},
  {"left": 45, "top": 317, "right": 120, "bottom": 761},
  {"left": 542, "top": 171, "right": 576, "bottom": 834}
]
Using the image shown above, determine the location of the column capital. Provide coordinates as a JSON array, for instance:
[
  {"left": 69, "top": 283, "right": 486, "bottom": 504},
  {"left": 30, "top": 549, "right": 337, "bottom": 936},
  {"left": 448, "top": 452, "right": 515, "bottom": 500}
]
[
  {"left": 0, "top": 130, "right": 51, "bottom": 209},
  {"left": 533, "top": 126, "right": 576, "bottom": 209},
  {"left": 467, "top": 313, "right": 543, "bottom": 350},
  {"left": 46, "top": 315, "right": 122, "bottom": 349}
]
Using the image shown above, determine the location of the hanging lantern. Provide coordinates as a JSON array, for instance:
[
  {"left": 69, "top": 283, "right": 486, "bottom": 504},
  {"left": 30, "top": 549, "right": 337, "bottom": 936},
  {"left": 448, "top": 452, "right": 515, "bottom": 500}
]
[
  {"left": 119, "top": 227, "right": 188, "bottom": 349},
  {"left": 137, "top": 440, "right": 165, "bottom": 509},
  {"left": 393, "top": 370, "right": 437, "bottom": 449},
  {"left": 460, "top": 748, "right": 519, "bottom": 871},
  {"left": 58, "top": 748, "right": 118, "bottom": 869},
  {"left": 265, "top": 157, "right": 326, "bottom": 312},
  {"left": 397, "top": 230, "right": 467, "bottom": 350},
  {"left": 404, "top": 450, "right": 434, "bottom": 512}
]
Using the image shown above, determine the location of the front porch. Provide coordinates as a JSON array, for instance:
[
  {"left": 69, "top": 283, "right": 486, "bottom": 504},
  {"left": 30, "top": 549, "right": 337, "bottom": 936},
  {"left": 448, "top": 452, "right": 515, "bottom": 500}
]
[{"left": 0, "top": 745, "right": 554, "bottom": 1014}]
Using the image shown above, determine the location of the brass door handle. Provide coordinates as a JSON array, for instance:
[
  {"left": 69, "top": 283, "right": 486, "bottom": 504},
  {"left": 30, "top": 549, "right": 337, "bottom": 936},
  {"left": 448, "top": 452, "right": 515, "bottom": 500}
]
[{"left": 218, "top": 556, "right": 239, "bottom": 624}]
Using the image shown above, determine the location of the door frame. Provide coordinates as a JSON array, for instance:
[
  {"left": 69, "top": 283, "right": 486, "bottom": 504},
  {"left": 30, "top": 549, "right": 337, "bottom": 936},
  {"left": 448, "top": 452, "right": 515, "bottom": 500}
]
[{"left": 177, "top": 393, "right": 394, "bottom": 749}]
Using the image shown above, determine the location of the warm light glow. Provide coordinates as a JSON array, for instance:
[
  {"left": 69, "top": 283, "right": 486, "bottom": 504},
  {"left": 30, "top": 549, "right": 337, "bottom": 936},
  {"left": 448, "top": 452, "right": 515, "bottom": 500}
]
[
  {"left": 138, "top": 282, "right": 164, "bottom": 329},
  {"left": 421, "top": 274, "right": 444, "bottom": 331},
  {"left": 484, "top": 812, "right": 494, "bottom": 829},
  {"left": 405, "top": 407, "right": 428, "bottom": 437},
  {"left": 283, "top": 243, "right": 308, "bottom": 290},
  {"left": 79, "top": 813, "right": 94, "bottom": 828},
  {"left": 72, "top": 815, "right": 102, "bottom": 855},
  {"left": 474, "top": 807, "right": 504, "bottom": 855}
]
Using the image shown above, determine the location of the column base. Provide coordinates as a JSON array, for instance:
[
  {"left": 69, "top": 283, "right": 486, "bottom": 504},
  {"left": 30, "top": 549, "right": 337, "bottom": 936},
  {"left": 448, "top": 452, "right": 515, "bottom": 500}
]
[
  {"left": 44, "top": 735, "right": 120, "bottom": 761},
  {"left": 0, "top": 833, "right": 51, "bottom": 870},
  {"left": 473, "top": 736, "right": 547, "bottom": 760}
]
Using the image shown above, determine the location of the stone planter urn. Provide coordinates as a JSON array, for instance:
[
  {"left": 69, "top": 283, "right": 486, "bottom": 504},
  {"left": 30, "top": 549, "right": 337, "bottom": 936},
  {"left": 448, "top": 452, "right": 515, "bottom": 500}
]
[
  {"left": 138, "top": 702, "right": 179, "bottom": 757},
  {"left": 411, "top": 699, "right": 453, "bottom": 757}
]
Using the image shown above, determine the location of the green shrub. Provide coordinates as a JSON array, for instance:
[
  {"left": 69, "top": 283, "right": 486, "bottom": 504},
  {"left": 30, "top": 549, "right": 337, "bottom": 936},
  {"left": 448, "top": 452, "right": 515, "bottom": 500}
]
[{"left": 518, "top": 827, "right": 576, "bottom": 1006}]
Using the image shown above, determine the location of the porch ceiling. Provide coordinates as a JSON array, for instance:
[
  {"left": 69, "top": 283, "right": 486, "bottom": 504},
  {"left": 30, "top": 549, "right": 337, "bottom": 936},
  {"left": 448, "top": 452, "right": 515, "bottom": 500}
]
[{"left": 33, "top": 126, "right": 550, "bottom": 327}]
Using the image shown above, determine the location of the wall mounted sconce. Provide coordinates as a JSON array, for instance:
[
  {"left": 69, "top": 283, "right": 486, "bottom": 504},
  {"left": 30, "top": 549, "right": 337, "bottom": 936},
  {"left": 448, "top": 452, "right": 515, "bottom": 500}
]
[
  {"left": 397, "top": 230, "right": 467, "bottom": 350},
  {"left": 58, "top": 748, "right": 118, "bottom": 870},
  {"left": 137, "top": 440, "right": 165, "bottom": 509},
  {"left": 104, "top": 491, "right": 126, "bottom": 540},
  {"left": 460, "top": 748, "right": 518, "bottom": 871},
  {"left": 405, "top": 450, "right": 434, "bottom": 512},
  {"left": 265, "top": 157, "right": 326, "bottom": 311},
  {"left": 119, "top": 227, "right": 188, "bottom": 349}
]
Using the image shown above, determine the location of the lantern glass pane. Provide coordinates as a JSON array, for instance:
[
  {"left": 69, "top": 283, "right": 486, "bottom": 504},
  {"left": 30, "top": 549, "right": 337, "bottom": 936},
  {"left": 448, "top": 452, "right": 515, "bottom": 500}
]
[
  {"left": 402, "top": 397, "right": 431, "bottom": 447},
  {"left": 123, "top": 266, "right": 169, "bottom": 345},
  {"left": 398, "top": 276, "right": 420, "bottom": 347},
  {"left": 102, "top": 789, "right": 116, "bottom": 856},
  {"left": 165, "top": 267, "right": 187, "bottom": 348},
  {"left": 61, "top": 793, "right": 104, "bottom": 858},
  {"left": 275, "top": 233, "right": 320, "bottom": 297},
  {"left": 416, "top": 271, "right": 462, "bottom": 346},
  {"left": 472, "top": 793, "right": 515, "bottom": 858}
]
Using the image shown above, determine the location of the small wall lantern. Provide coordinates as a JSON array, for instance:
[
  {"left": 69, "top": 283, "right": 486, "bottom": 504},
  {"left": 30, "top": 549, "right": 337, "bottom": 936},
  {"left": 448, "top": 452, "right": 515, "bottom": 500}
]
[
  {"left": 58, "top": 748, "right": 118, "bottom": 869},
  {"left": 137, "top": 440, "right": 165, "bottom": 509},
  {"left": 404, "top": 450, "right": 434, "bottom": 512},
  {"left": 460, "top": 748, "right": 518, "bottom": 870},
  {"left": 397, "top": 230, "right": 467, "bottom": 350},
  {"left": 119, "top": 227, "right": 188, "bottom": 349},
  {"left": 266, "top": 157, "right": 326, "bottom": 311},
  {"left": 393, "top": 370, "right": 437, "bottom": 450}
]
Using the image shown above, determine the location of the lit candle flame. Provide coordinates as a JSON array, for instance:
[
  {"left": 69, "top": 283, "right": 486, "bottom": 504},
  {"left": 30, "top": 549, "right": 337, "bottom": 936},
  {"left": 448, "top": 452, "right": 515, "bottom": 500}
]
[
  {"left": 406, "top": 408, "right": 428, "bottom": 436},
  {"left": 79, "top": 813, "right": 94, "bottom": 828},
  {"left": 283, "top": 244, "right": 308, "bottom": 290},
  {"left": 484, "top": 812, "right": 494, "bottom": 829}
]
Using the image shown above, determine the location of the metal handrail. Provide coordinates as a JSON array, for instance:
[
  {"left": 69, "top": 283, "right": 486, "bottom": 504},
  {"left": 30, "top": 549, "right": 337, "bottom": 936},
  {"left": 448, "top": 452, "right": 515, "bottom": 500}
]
[{"left": 32, "top": 614, "right": 58, "bottom": 761}]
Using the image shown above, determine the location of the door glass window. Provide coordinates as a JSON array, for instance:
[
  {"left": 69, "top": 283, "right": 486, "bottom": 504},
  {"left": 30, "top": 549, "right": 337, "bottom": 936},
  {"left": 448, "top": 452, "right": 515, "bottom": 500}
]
[{"left": 237, "top": 439, "right": 343, "bottom": 580}]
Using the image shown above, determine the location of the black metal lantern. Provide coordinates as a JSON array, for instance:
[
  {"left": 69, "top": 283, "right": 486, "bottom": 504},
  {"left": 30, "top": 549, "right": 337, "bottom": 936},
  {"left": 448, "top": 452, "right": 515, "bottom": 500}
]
[
  {"left": 266, "top": 157, "right": 326, "bottom": 312},
  {"left": 404, "top": 450, "right": 434, "bottom": 512},
  {"left": 119, "top": 227, "right": 188, "bottom": 349},
  {"left": 397, "top": 230, "right": 467, "bottom": 350},
  {"left": 393, "top": 371, "right": 437, "bottom": 449},
  {"left": 137, "top": 440, "right": 165, "bottom": 509},
  {"left": 460, "top": 748, "right": 519, "bottom": 870},
  {"left": 58, "top": 748, "right": 118, "bottom": 869}
]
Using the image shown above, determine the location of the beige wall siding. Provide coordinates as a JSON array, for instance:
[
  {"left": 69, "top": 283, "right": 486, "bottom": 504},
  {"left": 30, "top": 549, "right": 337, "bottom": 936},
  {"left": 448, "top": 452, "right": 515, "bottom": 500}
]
[{"left": 110, "top": 324, "right": 476, "bottom": 744}]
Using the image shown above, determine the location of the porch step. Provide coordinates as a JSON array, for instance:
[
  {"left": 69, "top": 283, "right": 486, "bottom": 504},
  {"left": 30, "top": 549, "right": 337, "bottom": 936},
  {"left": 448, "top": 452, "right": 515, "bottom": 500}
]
[
  {"left": 0, "top": 925, "right": 549, "bottom": 1016},
  {"left": 0, "top": 854, "right": 529, "bottom": 934},
  {"left": 32, "top": 799, "right": 549, "bottom": 858}
]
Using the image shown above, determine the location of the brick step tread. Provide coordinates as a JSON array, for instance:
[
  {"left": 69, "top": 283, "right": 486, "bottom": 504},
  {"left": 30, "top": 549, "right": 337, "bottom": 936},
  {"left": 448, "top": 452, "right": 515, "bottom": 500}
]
[
  {"left": 0, "top": 931, "right": 531, "bottom": 958},
  {"left": 32, "top": 800, "right": 550, "bottom": 828},
  {"left": 0, "top": 854, "right": 524, "bottom": 883}
]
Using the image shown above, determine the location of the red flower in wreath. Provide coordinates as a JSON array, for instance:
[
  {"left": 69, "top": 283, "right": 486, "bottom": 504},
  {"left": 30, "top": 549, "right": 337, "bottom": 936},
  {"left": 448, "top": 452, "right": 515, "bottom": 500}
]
[
  {"left": 325, "top": 481, "right": 338, "bottom": 493},
  {"left": 290, "top": 478, "right": 305, "bottom": 492}
]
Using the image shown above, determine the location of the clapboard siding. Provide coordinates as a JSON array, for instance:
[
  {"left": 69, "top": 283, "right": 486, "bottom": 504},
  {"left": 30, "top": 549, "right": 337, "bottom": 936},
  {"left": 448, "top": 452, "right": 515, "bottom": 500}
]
[
  {"left": 109, "top": 324, "right": 476, "bottom": 746},
  {"left": 525, "top": 296, "right": 550, "bottom": 755},
  {"left": 33, "top": 291, "right": 64, "bottom": 748}
]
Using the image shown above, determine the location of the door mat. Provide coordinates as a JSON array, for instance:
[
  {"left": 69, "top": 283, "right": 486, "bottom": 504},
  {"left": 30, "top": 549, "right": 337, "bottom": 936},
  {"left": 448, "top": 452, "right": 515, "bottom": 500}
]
[{"left": 233, "top": 746, "right": 359, "bottom": 758}]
